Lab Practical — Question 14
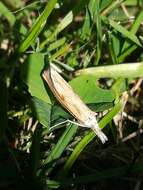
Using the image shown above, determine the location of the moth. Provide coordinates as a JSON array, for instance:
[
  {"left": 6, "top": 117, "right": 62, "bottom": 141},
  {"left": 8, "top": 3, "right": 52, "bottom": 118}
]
[{"left": 42, "top": 66, "right": 108, "bottom": 143}]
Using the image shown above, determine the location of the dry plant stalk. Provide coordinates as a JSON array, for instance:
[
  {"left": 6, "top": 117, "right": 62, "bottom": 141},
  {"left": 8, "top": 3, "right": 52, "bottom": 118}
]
[{"left": 42, "top": 67, "right": 108, "bottom": 143}]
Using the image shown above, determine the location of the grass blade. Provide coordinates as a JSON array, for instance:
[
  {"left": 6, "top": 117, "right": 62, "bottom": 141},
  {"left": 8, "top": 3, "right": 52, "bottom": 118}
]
[
  {"left": 121, "top": 10, "right": 143, "bottom": 52},
  {"left": 40, "top": 11, "right": 73, "bottom": 49},
  {"left": 0, "top": 2, "right": 15, "bottom": 26},
  {"left": 108, "top": 19, "right": 142, "bottom": 47},
  {"left": 75, "top": 62, "right": 143, "bottom": 78},
  {"left": 57, "top": 100, "right": 123, "bottom": 179},
  {"left": 43, "top": 124, "right": 77, "bottom": 165},
  {"left": 18, "top": 0, "right": 57, "bottom": 53}
]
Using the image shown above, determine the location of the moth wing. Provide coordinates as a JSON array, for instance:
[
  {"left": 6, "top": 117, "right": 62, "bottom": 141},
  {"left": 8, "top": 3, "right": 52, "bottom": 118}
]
[
  {"left": 43, "top": 68, "right": 108, "bottom": 143},
  {"left": 42, "top": 68, "right": 91, "bottom": 123}
]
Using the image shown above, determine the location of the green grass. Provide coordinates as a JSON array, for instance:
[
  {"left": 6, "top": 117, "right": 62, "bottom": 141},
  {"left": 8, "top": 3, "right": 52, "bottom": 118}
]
[{"left": 0, "top": 0, "right": 143, "bottom": 189}]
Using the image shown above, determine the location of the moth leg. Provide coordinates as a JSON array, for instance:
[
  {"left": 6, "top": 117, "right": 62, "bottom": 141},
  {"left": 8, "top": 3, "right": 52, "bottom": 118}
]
[{"left": 50, "top": 119, "right": 81, "bottom": 131}]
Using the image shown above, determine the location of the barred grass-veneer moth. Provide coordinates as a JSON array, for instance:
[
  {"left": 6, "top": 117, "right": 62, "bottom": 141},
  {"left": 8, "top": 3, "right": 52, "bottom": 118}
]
[{"left": 42, "top": 67, "right": 108, "bottom": 143}]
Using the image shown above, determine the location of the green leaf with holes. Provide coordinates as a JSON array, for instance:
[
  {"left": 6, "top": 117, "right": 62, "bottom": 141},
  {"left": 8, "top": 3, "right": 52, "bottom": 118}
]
[{"left": 69, "top": 75, "right": 115, "bottom": 104}]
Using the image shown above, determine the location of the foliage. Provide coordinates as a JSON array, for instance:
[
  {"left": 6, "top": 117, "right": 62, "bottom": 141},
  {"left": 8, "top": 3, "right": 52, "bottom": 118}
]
[{"left": 0, "top": 0, "right": 143, "bottom": 189}]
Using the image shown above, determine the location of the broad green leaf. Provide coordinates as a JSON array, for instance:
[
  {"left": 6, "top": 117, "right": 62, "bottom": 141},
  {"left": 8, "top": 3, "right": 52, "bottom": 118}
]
[
  {"left": 32, "top": 97, "right": 51, "bottom": 128},
  {"left": 51, "top": 105, "right": 70, "bottom": 122},
  {"left": 69, "top": 75, "right": 115, "bottom": 103},
  {"left": 51, "top": 101, "right": 113, "bottom": 125},
  {"left": 22, "top": 53, "right": 51, "bottom": 104},
  {"left": 89, "top": 102, "right": 114, "bottom": 112}
]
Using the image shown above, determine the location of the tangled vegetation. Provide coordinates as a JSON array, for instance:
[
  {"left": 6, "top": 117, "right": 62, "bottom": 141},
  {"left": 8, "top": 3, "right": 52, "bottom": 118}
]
[{"left": 0, "top": 0, "right": 143, "bottom": 189}]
